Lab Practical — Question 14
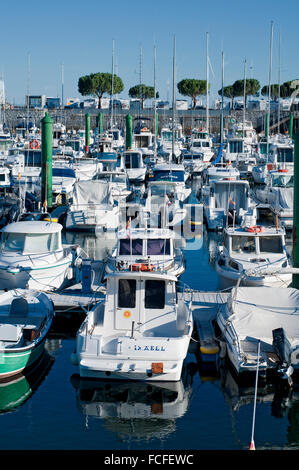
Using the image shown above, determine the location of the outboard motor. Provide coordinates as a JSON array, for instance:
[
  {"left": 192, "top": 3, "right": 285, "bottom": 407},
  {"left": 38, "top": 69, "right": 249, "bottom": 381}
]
[{"left": 272, "top": 327, "right": 294, "bottom": 387}]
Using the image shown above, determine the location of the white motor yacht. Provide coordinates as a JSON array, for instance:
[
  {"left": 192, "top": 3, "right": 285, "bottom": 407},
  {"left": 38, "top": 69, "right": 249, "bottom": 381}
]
[
  {"left": 0, "top": 220, "right": 79, "bottom": 291},
  {"left": 215, "top": 225, "right": 291, "bottom": 288},
  {"left": 122, "top": 149, "right": 147, "bottom": 183},
  {"left": 71, "top": 270, "right": 193, "bottom": 381}
]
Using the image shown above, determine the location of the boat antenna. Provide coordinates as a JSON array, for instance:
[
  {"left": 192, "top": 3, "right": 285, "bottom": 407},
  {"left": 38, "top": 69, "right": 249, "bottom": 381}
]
[{"left": 249, "top": 339, "right": 261, "bottom": 450}]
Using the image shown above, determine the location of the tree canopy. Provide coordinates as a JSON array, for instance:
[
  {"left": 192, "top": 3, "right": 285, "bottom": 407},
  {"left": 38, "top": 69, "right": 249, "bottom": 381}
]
[
  {"left": 218, "top": 85, "right": 239, "bottom": 109},
  {"left": 177, "top": 79, "right": 207, "bottom": 109},
  {"left": 128, "top": 84, "right": 156, "bottom": 109},
  {"left": 218, "top": 78, "right": 260, "bottom": 108},
  {"left": 261, "top": 80, "right": 299, "bottom": 100},
  {"left": 78, "top": 72, "right": 124, "bottom": 108}
]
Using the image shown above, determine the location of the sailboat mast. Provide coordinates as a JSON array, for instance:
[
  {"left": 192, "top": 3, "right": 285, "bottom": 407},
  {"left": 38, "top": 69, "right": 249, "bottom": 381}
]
[
  {"left": 110, "top": 39, "right": 115, "bottom": 129},
  {"left": 206, "top": 32, "right": 209, "bottom": 134},
  {"left": 220, "top": 51, "right": 224, "bottom": 149},
  {"left": 171, "top": 35, "right": 176, "bottom": 163},
  {"left": 278, "top": 31, "right": 281, "bottom": 134},
  {"left": 153, "top": 43, "right": 157, "bottom": 160},
  {"left": 243, "top": 58, "right": 247, "bottom": 139},
  {"left": 267, "top": 21, "right": 274, "bottom": 156},
  {"left": 61, "top": 63, "right": 64, "bottom": 110},
  {"left": 26, "top": 52, "right": 30, "bottom": 139}
]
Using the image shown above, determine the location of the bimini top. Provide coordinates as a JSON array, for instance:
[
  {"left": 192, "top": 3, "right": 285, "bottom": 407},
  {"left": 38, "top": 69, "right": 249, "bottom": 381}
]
[{"left": 1, "top": 221, "right": 63, "bottom": 234}]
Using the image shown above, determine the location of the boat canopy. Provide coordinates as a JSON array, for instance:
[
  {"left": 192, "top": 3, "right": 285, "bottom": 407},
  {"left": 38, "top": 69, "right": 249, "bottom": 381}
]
[
  {"left": 227, "top": 287, "right": 299, "bottom": 343},
  {"left": 52, "top": 167, "right": 76, "bottom": 178},
  {"left": 72, "top": 180, "right": 111, "bottom": 206}
]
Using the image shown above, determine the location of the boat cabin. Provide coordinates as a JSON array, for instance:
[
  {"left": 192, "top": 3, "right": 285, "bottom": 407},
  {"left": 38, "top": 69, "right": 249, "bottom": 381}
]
[{"left": 0, "top": 221, "right": 63, "bottom": 254}]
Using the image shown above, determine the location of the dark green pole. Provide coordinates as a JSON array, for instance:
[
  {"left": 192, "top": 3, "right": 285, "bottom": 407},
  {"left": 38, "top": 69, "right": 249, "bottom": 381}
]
[
  {"left": 85, "top": 113, "right": 90, "bottom": 153},
  {"left": 290, "top": 113, "right": 294, "bottom": 139},
  {"left": 126, "top": 114, "right": 133, "bottom": 150},
  {"left": 98, "top": 112, "right": 103, "bottom": 136},
  {"left": 293, "top": 131, "right": 299, "bottom": 288},
  {"left": 41, "top": 112, "right": 53, "bottom": 210}
]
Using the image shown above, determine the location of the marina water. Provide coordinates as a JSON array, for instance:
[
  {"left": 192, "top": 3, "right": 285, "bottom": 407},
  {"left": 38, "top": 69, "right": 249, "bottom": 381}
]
[{"left": 0, "top": 184, "right": 297, "bottom": 451}]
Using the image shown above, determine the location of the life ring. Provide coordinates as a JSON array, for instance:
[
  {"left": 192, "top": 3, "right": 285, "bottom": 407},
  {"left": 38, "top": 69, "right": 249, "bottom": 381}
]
[
  {"left": 198, "top": 127, "right": 203, "bottom": 131},
  {"left": 58, "top": 139, "right": 66, "bottom": 146},
  {"left": 278, "top": 168, "right": 288, "bottom": 173},
  {"left": 131, "top": 263, "right": 154, "bottom": 272},
  {"left": 29, "top": 140, "right": 39, "bottom": 149},
  {"left": 245, "top": 225, "right": 265, "bottom": 233}
]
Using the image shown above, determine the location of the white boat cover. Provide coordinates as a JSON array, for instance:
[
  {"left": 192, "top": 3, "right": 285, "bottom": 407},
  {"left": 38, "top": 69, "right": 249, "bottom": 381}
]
[
  {"left": 72, "top": 180, "right": 110, "bottom": 207},
  {"left": 226, "top": 287, "right": 299, "bottom": 344},
  {"left": 274, "top": 187, "right": 293, "bottom": 210},
  {"left": 214, "top": 182, "right": 249, "bottom": 211}
]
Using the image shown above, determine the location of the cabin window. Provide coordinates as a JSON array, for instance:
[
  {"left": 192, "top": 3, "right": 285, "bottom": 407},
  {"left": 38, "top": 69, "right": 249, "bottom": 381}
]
[
  {"left": 277, "top": 148, "right": 293, "bottom": 163},
  {"left": 229, "top": 141, "right": 243, "bottom": 153},
  {"left": 119, "top": 239, "right": 143, "bottom": 255},
  {"left": 228, "top": 260, "right": 239, "bottom": 271},
  {"left": 1, "top": 233, "right": 25, "bottom": 252},
  {"left": 145, "top": 280, "right": 165, "bottom": 309},
  {"left": 259, "top": 236, "right": 283, "bottom": 253},
  {"left": 0, "top": 174, "right": 6, "bottom": 181},
  {"left": 118, "top": 279, "right": 136, "bottom": 308},
  {"left": 231, "top": 236, "right": 256, "bottom": 253},
  {"left": 147, "top": 239, "right": 170, "bottom": 256},
  {"left": 24, "top": 233, "right": 53, "bottom": 253},
  {"left": 51, "top": 232, "right": 60, "bottom": 251}
]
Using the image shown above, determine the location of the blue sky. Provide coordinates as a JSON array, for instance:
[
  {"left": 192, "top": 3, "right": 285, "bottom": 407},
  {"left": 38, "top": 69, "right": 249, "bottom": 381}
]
[{"left": 1, "top": 0, "right": 298, "bottom": 105}]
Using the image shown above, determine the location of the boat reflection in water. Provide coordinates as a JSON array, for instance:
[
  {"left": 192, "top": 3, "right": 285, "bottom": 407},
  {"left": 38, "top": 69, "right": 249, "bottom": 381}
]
[
  {"left": 70, "top": 360, "right": 198, "bottom": 440},
  {"left": 0, "top": 350, "right": 54, "bottom": 414},
  {"left": 219, "top": 362, "right": 299, "bottom": 449}
]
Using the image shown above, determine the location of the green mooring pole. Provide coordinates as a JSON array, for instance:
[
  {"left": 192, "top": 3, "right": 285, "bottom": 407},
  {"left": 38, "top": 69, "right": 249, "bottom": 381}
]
[
  {"left": 293, "top": 131, "right": 299, "bottom": 288},
  {"left": 98, "top": 112, "right": 103, "bottom": 136},
  {"left": 126, "top": 114, "right": 133, "bottom": 150},
  {"left": 41, "top": 112, "right": 53, "bottom": 210},
  {"left": 85, "top": 113, "right": 90, "bottom": 153},
  {"left": 290, "top": 113, "right": 294, "bottom": 139}
]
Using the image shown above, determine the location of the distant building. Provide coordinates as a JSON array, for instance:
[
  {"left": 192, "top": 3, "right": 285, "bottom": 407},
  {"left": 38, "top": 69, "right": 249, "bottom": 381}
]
[
  {"left": 26, "top": 95, "right": 46, "bottom": 109},
  {"left": 46, "top": 97, "right": 61, "bottom": 109},
  {"left": 176, "top": 100, "right": 188, "bottom": 110}
]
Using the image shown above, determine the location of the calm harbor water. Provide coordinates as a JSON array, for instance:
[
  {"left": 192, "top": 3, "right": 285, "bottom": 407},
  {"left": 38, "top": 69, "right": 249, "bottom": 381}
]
[{"left": 0, "top": 184, "right": 298, "bottom": 451}]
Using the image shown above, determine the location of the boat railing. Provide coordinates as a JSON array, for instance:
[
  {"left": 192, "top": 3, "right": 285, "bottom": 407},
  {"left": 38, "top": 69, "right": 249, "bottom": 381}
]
[{"left": 106, "top": 250, "right": 185, "bottom": 274}]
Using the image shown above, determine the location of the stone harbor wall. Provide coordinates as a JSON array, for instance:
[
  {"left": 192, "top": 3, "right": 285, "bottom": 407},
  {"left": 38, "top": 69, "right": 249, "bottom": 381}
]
[{"left": 2, "top": 107, "right": 296, "bottom": 136}]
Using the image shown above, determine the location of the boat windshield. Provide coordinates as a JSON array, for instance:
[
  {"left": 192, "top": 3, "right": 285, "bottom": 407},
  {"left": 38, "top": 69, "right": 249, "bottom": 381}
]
[
  {"left": 0, "top": 232, "right": 59, "bottom": 253},
  {"left": 229, "top": 140, "right": 244, "bottom": 153},
  {"left": 125, "top": 153, "right": 140, "bottom": 169},
  {"left": 161, "top": 131, "right": 172, "bottom": 141},
  {"left": 146, "top": 239, "right": 170, "bottom": 256},
  {"left": 259, "top": 236, "right": 283, "bottom": 253},
  {"left": 135, "top": 135, "right": 150, "bottom": 148},
  {"left": 192, "top": 141, "right": 210, "bottom": 148},
  {"left": 231, "top": 235, "right": 256, "bottom": 253},
  {"left": 119, "top": 239, "right": 143, "bottom": 255},
  {"left": 271, "top": 174, "right": 294, "bottom": 187},
  {"left": 277, "top": 148, "right": 293, "bottom": 163}
]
